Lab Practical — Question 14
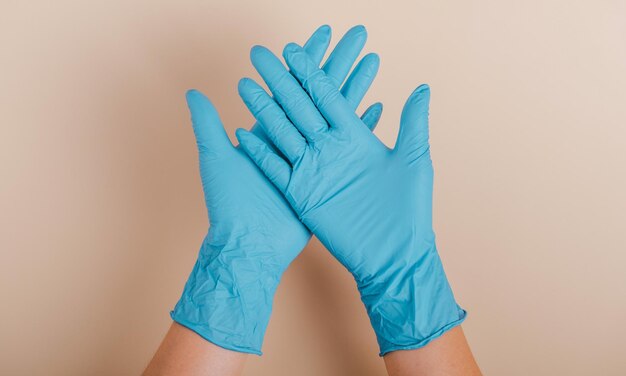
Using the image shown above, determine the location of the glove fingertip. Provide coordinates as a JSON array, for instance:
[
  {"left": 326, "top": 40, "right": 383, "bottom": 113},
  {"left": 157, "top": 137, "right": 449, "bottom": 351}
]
[{"left": 235, "top": 127, "right": 249, "bottom": 142}]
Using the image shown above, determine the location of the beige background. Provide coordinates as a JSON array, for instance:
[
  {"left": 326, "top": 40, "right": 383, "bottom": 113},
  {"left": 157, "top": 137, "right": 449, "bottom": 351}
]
[{"left": 1, "top": 0, "right": 625, "bottom": 375}]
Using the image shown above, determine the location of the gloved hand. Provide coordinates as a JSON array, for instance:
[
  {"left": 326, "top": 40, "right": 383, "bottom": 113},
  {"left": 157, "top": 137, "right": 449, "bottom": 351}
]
[
  {"left": 171, "top": 25, "right": 383, "bottom": 355},
  {"left": 236, "top": 43, "right": 466, "bottom": 355}
]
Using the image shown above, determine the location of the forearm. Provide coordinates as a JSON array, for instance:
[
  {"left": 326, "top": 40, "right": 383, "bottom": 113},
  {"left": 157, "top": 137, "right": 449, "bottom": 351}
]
[
  {"left": 143, "top": 322, "right": 247, "bottom": 376},
  {"left": 383, "top": 326, "right": 481, "bottom": 376}
]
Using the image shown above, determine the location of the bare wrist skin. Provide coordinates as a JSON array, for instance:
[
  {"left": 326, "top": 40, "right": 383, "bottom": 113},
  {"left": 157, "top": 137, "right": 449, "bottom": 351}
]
[
  {"left": 143, "top": 322, "right": 247, "bottom": 376},
  {"left": 383, "top": 326, "right": 481, "bottom": 376}
]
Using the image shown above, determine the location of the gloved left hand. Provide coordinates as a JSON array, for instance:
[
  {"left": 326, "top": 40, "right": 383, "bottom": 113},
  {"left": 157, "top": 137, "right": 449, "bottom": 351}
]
[{"left": 171, "top": 25, "right": 383, "bottom": 354}]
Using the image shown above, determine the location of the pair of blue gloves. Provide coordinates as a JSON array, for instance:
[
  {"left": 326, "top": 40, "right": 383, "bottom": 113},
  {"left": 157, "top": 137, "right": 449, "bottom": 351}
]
[{"left": 171, "top": 25, "right": 465, "bottom": 356}]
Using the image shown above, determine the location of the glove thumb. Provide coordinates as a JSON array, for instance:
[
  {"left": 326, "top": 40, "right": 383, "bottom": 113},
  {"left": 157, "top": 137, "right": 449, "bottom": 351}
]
[
  {"left": 186, "top": 89, "right": 232, "bottom": 157},
  {"left": 394, "top": 84, "right": 431, "bottom": 162}
]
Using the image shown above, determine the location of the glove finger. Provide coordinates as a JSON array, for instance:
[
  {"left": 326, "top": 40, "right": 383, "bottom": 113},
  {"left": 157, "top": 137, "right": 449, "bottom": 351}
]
[
  {"left": 249, "top": 24, "right": 330, "bottom": 143},
  {"left": 322, "top": 25, "right": 368, "bottom": 88},
  {"left": 250, "top": 45, "right": 328, "bottom": 142},
  {"left": 238, "top": 78, "right": 306, "bottom": 165},
  {"left": 283, "top": 43, "right": 364, "bottom": 132},
  {"left": 360, "top": 102, "right": 383, "bottom": 131},
  {"left": 185, "top": 90, "right": 233, "bottom": 156},
  {"left": 303, "top": 24, "right": 331, "bottom": 66},
  {"left": 236, "top": 129, "right": 291, "bottom": 192},
  {"left": 395, "top": 84, "right": 431, "bottom": 159},
  {"left": 341, "top": 53, "right": 380, "bottom": 110}
]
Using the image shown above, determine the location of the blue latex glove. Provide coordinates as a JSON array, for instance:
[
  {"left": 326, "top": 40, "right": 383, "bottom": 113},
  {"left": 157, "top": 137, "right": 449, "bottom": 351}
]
[
  {"left": 171, "top": 26, "right": 383, "bottom": 355},
  {"left": 236, "top": 42, "right": 466, "bottom": 355}
]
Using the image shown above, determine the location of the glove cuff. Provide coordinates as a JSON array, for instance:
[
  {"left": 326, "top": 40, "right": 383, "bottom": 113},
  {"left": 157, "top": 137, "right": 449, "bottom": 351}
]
[
  {"left": 358, "top": 245, "right": 466, "bottom": 356},
  {"left": 170, "top": 235, "right": 285, "bottom": 355}
]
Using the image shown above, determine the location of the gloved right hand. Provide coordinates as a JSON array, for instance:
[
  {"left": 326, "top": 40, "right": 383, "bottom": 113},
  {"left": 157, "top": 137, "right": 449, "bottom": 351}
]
[{"left": 237, "top": 42, "right": 465, "bottom": 356}]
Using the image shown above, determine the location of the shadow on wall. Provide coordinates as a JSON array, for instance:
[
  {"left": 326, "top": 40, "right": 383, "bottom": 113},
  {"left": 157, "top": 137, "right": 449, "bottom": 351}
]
[{"left": 85, "top": 12, "right": 385, "bottom": 376}]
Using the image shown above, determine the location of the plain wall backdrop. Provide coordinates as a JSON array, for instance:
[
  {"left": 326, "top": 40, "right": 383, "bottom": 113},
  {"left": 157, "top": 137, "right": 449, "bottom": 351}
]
[{"left": 1, "top": 0, "right": 625, "bottom": 375}]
